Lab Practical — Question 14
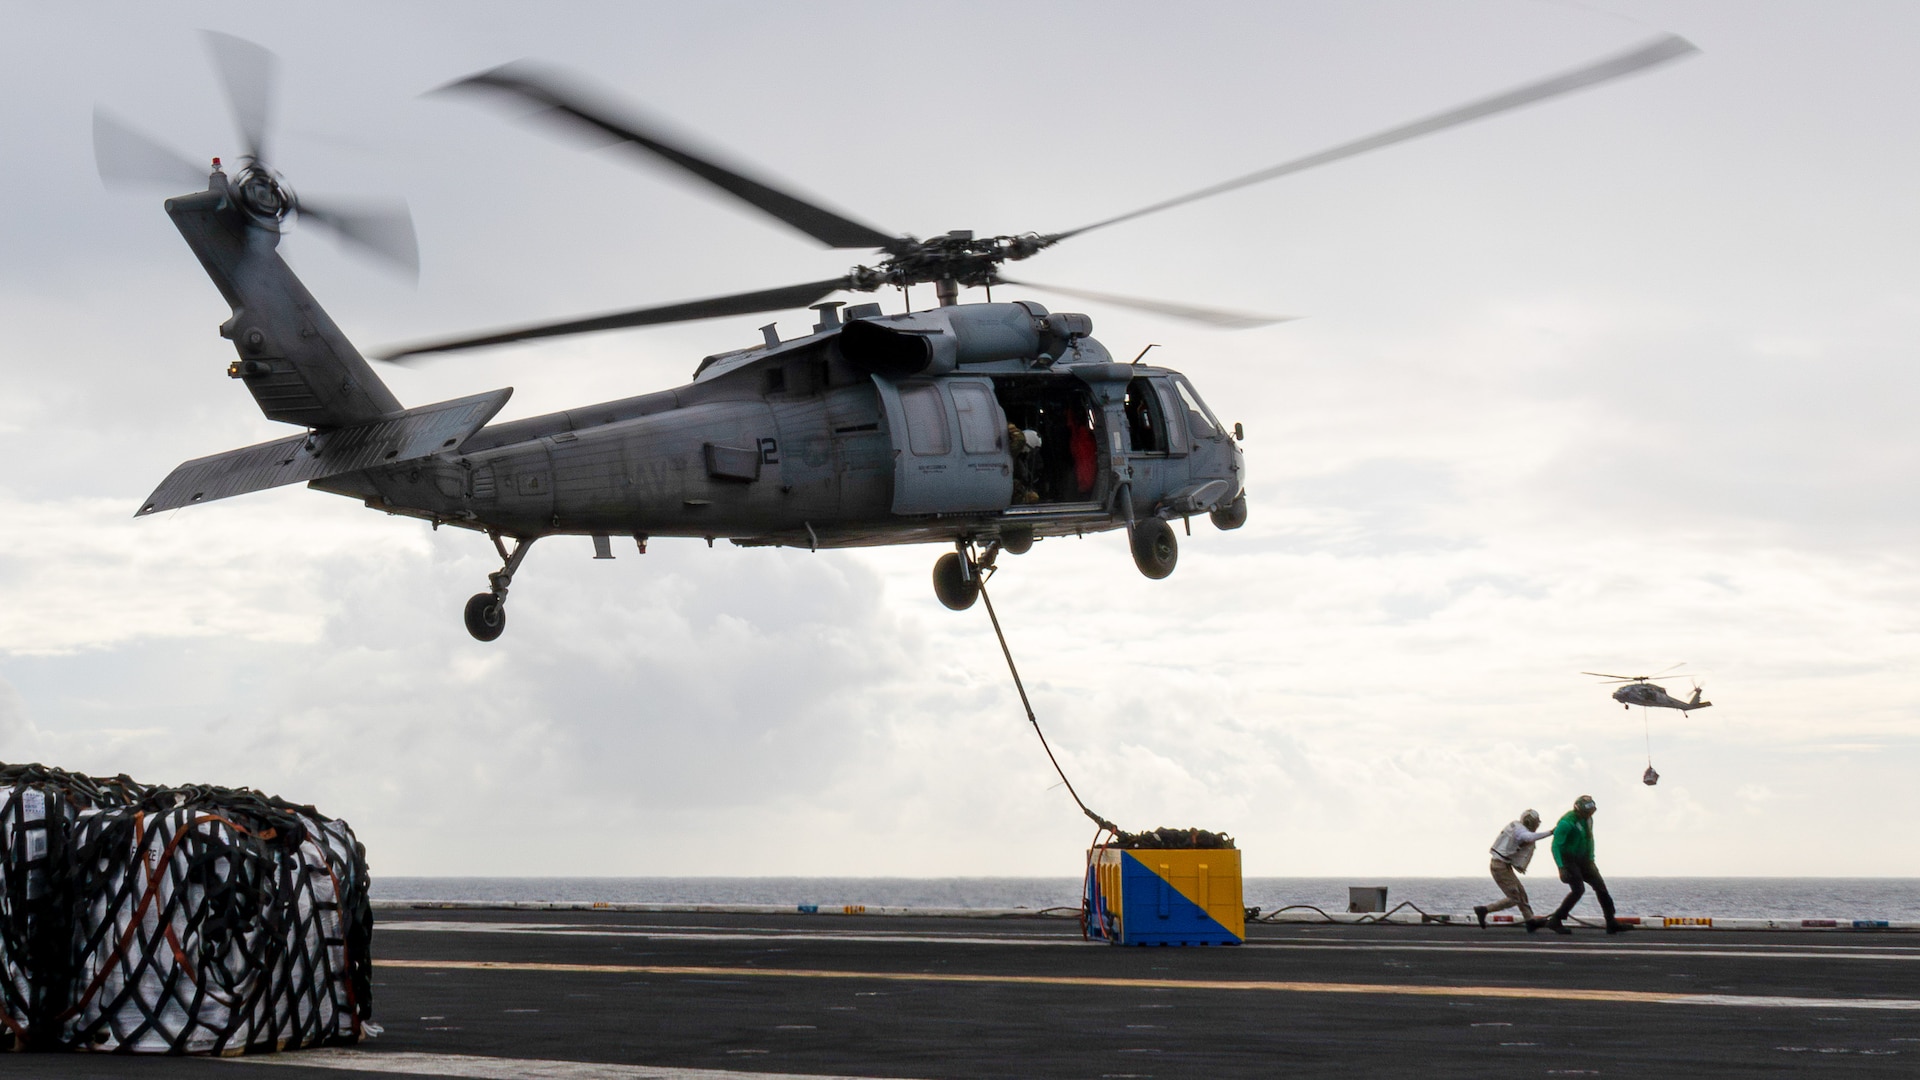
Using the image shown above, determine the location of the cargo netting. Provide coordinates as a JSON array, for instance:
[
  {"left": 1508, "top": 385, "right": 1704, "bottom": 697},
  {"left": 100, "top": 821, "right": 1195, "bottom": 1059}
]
[
  {"left": 1110, "top": 827, "right": 1236, "bottom": 850},
  {"left": 0, "top": 762, "right": 372, "bottom": 1054}
]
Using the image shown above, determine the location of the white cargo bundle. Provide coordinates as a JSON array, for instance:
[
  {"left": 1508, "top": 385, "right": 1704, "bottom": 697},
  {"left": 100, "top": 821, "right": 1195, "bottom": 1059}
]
[{"left": 0, "top": 764, "right": 373, "bottom": 1055}]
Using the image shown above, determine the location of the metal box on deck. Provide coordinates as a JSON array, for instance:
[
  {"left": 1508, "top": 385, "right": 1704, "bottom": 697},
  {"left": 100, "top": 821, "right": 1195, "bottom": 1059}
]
[
  {"left": 1084, "top": 848, "right": 1244, "bottom": 946},
  {"left": 1349, "top": 886, "right": 1388, "bottom": 913}
]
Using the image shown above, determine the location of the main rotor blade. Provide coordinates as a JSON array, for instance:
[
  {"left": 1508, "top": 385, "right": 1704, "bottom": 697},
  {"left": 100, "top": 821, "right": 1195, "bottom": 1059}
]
[
  {"left": 375, "top": 277, "right": 852, "bottom": 362},
  {"left": 1054, "top": 33, "right": 1697, "bottom": 242},
  {"left": 296, "top": 197, "right": 420, "bottom": 278},
  {"left": 202, "top": 30, "right": 277, "bottom": 163},
  {"left": 997, "top": 277, "right": 1293, "bottom": 330},
  {"left": 1581, "top": 672, "right": 1644, "bottom": 681},
  {"left": 442, "top": 63, "right": 905, "bottom": 252},
  {"left": 1649, "top": 661, "right": 1688, "bottom": 677},
  {"left": 92, "top": 108, "right": 208, "bottom": 191}
]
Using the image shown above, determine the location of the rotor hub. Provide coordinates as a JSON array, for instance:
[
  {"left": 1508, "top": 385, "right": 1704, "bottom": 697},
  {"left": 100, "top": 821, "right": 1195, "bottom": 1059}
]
[
  {"left": 232, "top": 162, "right": 294, "bottom": 223},
  {"left": 854, "top": 231, "right": 1059, "bottom": 293}
]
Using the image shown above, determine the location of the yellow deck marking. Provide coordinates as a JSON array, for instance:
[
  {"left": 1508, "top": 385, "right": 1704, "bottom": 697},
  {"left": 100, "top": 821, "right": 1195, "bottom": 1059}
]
[{"left": 378, "top": 959, "right": 1920, "bottom": 1010}]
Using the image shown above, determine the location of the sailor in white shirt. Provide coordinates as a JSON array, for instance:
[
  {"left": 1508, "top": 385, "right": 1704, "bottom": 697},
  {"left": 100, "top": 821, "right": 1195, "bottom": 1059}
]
[{"left": 1476, "top": 810, "right": 1554, "bottom": 928}]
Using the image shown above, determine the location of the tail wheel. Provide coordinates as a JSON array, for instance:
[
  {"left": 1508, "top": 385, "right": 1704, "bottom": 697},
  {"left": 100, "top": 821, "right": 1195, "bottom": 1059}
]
[
  {"left": 1210, "top": 493, "right": 1248, "bottom": 531},
  {"left": 932, "top": 552, "right": 980, "bottom": 611},
  {"left": 464, "top": 593, "right": 506, "bottom": 642},
  {"left": 1130, "top": 519, "right": 1178, "bottom": 580}
]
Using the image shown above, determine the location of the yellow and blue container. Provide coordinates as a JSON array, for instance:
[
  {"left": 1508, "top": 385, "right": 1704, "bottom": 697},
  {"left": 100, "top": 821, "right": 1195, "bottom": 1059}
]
[{"left": 1084, "top": 847, "right": 1244, "bottom": 946}]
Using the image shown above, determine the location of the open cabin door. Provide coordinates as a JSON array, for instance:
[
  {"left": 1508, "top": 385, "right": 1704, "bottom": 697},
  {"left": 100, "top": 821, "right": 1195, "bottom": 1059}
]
[{"left": 874, "top": 375, "right": 1012, "bottom": 514}]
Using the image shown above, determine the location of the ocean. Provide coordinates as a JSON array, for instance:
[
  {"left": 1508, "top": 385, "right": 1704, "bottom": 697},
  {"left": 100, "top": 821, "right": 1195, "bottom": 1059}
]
[{"left": 372, "top": 877, "right": 1920, "bottom": 921}]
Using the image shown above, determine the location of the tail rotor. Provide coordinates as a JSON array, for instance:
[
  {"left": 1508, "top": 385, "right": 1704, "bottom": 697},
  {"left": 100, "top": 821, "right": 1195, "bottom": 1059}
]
[{"left": 92, "top": 32, "right": 419, "bottom": 277}]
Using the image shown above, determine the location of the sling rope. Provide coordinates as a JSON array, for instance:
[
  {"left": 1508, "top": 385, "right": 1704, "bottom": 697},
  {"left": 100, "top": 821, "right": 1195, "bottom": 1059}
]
[{"left": 975, "top": 573, "right": 1118, "bottom": 834}]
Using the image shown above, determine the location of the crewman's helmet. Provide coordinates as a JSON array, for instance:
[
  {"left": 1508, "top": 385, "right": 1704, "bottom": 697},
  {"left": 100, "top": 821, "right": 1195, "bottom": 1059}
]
[
  {"left": 1522, "top": 809, "right": 1541, "bottom": 830},
  {"left": 1574, "top": 795, "right": 1597, "bottom": 816}
]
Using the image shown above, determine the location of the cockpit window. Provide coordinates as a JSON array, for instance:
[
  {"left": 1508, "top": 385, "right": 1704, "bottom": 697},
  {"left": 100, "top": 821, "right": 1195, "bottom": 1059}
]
[{"left": 1172, "top": 376, "right": 1221, "bottom": 437}]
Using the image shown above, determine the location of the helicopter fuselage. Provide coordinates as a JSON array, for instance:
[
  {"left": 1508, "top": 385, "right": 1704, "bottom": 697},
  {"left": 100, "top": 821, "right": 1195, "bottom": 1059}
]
[
  {"left": 315, "top": 319, "right": 1244, "bottom": 553},
  {"left": 1612, "top": 682, "right": 1710, "bottom": 712}
]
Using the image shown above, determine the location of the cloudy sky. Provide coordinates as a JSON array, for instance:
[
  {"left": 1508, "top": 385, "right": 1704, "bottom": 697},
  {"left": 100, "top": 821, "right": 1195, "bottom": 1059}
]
[{"left": 2, "top": 1, "right": 1916, "bottom": 879}]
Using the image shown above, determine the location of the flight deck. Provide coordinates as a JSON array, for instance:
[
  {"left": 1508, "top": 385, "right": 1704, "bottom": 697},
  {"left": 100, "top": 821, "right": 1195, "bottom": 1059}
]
[{"left": 25, "top": 906, "right": 1920, "bottom": 1079}]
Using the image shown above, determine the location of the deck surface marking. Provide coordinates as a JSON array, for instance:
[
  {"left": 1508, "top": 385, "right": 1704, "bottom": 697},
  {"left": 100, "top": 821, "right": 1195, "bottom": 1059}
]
[
  {"left": 379, "top": 920, "right": 1920, "bottom": 961},
  {"left": 224, "top": 1049, "right": 911, "bottom": 1079},
  {"left": 377, "top": 958, "right": 1920, "bottom": 1009}
]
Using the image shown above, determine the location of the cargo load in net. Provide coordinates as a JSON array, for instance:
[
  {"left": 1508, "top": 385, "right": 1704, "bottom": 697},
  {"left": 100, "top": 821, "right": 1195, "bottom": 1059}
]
[{"left": 0, "top": 762, "right": 373, "bottom": 1054}]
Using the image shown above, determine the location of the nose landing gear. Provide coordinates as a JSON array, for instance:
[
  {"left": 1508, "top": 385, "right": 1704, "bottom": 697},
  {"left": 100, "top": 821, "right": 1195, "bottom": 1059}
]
[
  {"left": 1129, "top": 517, "right": 1178, "bottom": 580},
  {"left": 465, "top": 532, "right": 535, "bottom": 642}
]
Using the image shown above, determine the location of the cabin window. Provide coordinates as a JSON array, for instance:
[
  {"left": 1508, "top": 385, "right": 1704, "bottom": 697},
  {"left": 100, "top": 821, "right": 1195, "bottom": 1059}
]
[
  {"left": 899, "top": 383, "right": 951, "bottom": 456},
  {"left": 951, "top": 384, "right": 1003, "bottom": 455},
  {"left": 1124, "top": 377, "right": 1169, "bottom": 453},
  {"left": 1154, "top": 381, "right": 1189, "bottom": 451}
]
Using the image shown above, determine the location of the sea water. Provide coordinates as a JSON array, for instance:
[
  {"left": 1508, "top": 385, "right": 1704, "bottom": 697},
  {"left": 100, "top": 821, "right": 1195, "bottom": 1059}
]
[{"left": 372, "top": 877, "right": 1920, "bottom": 921}]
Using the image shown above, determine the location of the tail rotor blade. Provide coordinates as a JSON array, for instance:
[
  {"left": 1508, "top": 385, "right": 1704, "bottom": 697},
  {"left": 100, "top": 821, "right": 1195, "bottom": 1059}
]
[
  {"left": 202, "top": 30, "right": 277, "bottom": 162},
  {"left": 296, "top": 197, "right": 420, "bottom": 277},
  {"left": 997, "top": 277, "right": 1294, "bottom": 329},
  {"left": 92, "top": 108, "right": 208, "bottom": 191}
]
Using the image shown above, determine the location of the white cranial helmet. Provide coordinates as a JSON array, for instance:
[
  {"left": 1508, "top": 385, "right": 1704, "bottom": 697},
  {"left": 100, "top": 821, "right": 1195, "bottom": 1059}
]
[{"left": 1522, "top": 809, "right": 1541, "bottom": 829}]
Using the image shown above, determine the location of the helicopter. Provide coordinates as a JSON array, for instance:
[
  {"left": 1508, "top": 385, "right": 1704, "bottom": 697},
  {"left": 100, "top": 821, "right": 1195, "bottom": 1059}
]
[
  {"left": 102, "top": 32, "right": 1696, "bottom": 641},
  {"left": 1582, "top": 667, "right": 1713, "bottom": 712}
]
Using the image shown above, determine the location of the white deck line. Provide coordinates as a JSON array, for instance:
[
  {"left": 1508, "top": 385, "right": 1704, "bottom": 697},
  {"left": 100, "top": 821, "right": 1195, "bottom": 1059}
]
[{"left": 224, "top": 1049, "right": 911, "bottom": 1080}]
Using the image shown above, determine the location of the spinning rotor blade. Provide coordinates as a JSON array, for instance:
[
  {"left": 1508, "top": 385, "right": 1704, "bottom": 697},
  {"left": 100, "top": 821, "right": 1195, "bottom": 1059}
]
[
  {"left": 1649, "top": 661, "right": 1688, "bottom": 677},
  {"left": 997, "top": 277, "right": 1294, "bottom": 329},
  {"left": 1581, "top": 671, "right": 1647, "bottom": 682},
  {"left": 92, "top": 109, "right": 207, "bottom": 191},
  {"left": 297, "top": 197, "right": 420, "bottom": 277},
  {"left": 442, "top": 63, "right": 905, "bottom": 252},
  {"left": 376, "top": 276, "right": 852, "bottom": 362},
  {"left": 202, "top": 30, "right": 277, "bottom": 163},
  {"left": 1053, "top": 34, "right": 1697, "bottom": 242}
]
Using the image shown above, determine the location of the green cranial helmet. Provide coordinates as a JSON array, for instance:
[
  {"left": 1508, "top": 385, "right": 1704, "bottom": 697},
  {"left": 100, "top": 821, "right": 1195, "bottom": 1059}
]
[{"left": 1574, "top": 795, "right": 1598, "bottom": 815}]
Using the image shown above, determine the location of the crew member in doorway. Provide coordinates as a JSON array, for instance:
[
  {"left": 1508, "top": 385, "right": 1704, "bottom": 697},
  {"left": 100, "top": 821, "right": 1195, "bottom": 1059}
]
[
  {"left": 1545, "top": 795, "right": 1631, "bottom": 935},
  {"left": 1068, "top": 408, "right": 1098, "bottom": 498},
  {"left": 1476, "top": 809, "right": 1552, "bottom": 929},
  {"left": 1009, "top": 423, "right": 1044, "bottom": 504}
]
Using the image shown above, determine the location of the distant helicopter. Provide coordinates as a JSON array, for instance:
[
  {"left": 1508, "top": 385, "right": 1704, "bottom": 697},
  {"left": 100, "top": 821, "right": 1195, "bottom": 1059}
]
[
  {"left": 97, "top": 32, "right": 1695, "bottom": 641},
  {"left": 1582, "top": 667, "right": 1713, "bottom": 712},
  {"left": 1583, "top": 666, "right": 1713, "bottom": 787}
]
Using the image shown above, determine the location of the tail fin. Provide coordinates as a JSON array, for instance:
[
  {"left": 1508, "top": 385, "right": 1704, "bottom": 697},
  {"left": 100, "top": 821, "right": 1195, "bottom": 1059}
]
[
  {"left": 167, "top": 171, "right": 402, "bottom": 429},
  {"left": 1687, "top": 687, "right": 1712, "bottom": 710}
]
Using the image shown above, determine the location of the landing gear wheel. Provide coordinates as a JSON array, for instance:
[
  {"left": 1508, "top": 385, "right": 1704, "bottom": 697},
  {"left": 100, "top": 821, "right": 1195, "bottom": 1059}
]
[
  {"left": 932, "top": 552, "right": 981, "bottom": 611},
  {"left": 464, "top": 593, "right": 506, "bottom": 642},
  {"left": 1000, "top": 525, "right": 1035, "bottom": 555},
  {"left": 1130, "top": 518, "right": 1178, "bottom": 580},
  {"left": 1210, "top": 494, "right": 1248, "bottom": 531}
]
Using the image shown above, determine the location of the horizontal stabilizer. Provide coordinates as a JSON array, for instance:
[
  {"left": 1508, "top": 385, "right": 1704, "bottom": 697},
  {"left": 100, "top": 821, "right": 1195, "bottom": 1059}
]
[{"left": 137, "top": 388, "right": 511, "bottom": 516}]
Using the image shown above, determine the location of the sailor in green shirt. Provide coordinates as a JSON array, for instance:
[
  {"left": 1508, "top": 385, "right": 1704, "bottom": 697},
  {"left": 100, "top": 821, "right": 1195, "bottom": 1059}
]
[{"left": 1544, "top": 794, "right": 1631, "bottom": 935}]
